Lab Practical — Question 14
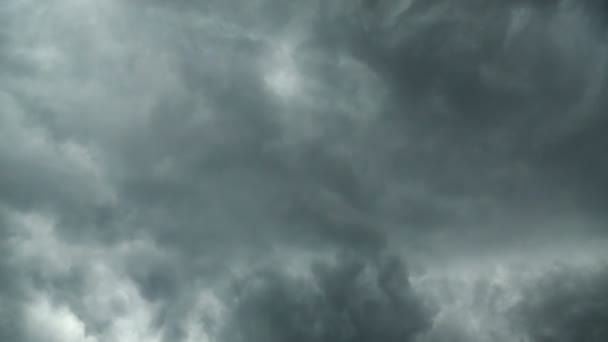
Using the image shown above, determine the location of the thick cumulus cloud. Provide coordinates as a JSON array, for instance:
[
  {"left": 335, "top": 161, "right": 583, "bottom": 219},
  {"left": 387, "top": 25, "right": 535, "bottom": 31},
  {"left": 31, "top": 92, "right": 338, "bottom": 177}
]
[
  {"left": 513, "top": 263, "right": 608, "bottom": 342},
  {"left": 1, "top": 0, "right": 607, "bottom": 341},
  {"left": 218, "top": 252, "right": 431, "bottom": 342}
]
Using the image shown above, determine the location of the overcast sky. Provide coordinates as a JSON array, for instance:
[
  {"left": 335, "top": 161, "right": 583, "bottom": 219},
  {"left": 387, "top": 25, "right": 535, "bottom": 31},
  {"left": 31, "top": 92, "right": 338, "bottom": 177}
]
[{"left": 1, "top": 0, "right": 607, "bottom": 341}]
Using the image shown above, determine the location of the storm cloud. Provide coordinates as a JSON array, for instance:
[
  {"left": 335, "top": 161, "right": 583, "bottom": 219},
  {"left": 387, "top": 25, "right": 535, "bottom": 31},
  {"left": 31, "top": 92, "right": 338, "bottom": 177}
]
[
  {"left": 218, "top": 252, "right": 431, "bottom": 342},
  {"left": 1, "top": 0, "right": 607, "bottom": 341}
]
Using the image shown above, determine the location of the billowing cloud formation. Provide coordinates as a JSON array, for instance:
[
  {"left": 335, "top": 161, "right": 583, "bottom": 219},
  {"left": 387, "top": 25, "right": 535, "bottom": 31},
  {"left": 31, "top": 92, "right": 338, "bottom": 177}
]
[
  {"left": 513, "top": 263, "right": 608, "bottom": 342},
  {"left": 219, "top": 252, "right": 431, "bottom": 342},
  {"left": 1, "top": 0, "right": 607, "bottom": 341}
]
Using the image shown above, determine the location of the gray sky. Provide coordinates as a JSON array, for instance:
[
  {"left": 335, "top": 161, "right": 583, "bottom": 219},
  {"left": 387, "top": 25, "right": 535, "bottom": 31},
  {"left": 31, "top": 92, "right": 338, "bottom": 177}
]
[{"left": 1, "top": 0, "right": 607, "bottom": 341}]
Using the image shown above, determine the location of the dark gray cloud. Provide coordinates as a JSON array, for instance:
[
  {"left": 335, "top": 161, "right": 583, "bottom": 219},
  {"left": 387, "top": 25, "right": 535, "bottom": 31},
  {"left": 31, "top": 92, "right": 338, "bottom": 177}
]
[
  {"left": 513, "top": 263, "right": 608, "bottom": 342},
  {"left": 1, "top": 0, "right": 607, "bottom": 341},
  {"left": 219, "top": 252, "right": 431, "bottom": 342}
]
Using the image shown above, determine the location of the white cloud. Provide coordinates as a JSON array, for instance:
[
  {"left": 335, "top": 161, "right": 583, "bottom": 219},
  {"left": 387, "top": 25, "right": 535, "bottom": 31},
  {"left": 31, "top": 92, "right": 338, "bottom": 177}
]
[
  {"left": 8, "top": 210, "right": 164, "bottom": 342},
  {"left": 26, "top": 296, "right": 97, "bottom": 342}
]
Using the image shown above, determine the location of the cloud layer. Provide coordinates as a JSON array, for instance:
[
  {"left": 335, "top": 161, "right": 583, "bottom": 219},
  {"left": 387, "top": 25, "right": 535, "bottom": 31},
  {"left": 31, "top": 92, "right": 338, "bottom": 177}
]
[{"left": 1, "top": 0, "right": 607, "bottom": 341}]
